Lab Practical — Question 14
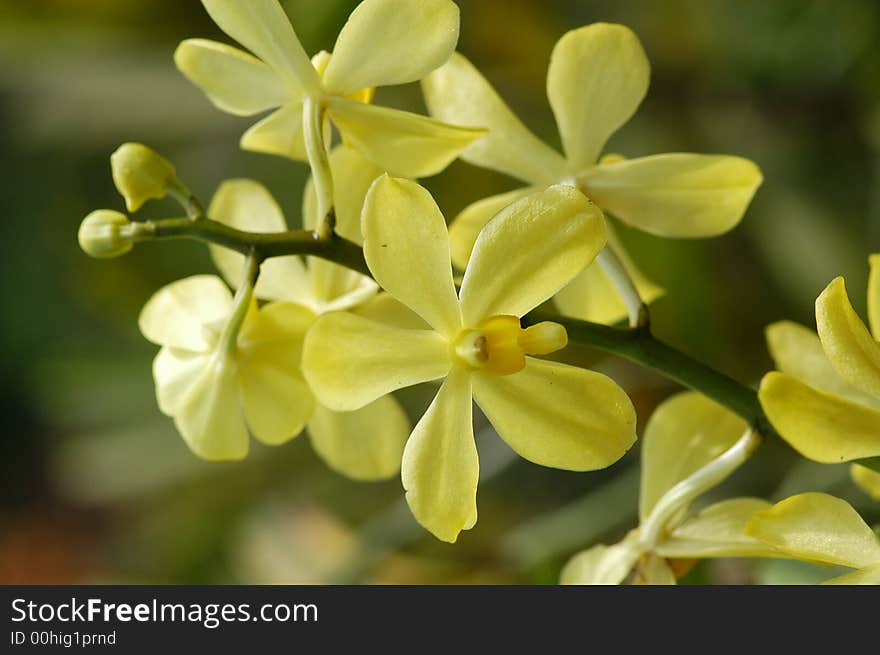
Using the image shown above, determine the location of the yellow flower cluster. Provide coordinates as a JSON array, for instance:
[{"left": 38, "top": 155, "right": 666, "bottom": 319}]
[{"left": 75, "top": 0, "right": 878, "bottom": 578}]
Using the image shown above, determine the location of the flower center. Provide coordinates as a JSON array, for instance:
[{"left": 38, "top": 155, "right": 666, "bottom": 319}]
[{"left": 453, "top": 315, "right": 568, "bottom": 376}]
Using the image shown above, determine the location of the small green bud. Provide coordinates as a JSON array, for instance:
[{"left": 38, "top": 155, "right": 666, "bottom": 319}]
[
  {"left": 78, "top": 210, "right": 134, "bottom": 258},
  {"left": 110, "top": 143, "right": 177, "bottom": 212}
]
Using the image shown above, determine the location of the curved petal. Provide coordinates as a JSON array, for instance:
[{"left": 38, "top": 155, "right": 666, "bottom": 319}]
[
  {"left": 459, "top": 185, "right": 606, "bottom": 326},
  {"left": 816, "top": 276, "right": 880, "bottom": 398},
  {"left": 351, "top": 292, "right": 430, "bottom": 330},
  {"left": 207, "top": 179, "right": 313, "bottom": 305},
  {"left": 745, "top": 492, "right": 880, "bottom": 568},
  {"left": 302, "top": 312, "right": 451, "bottom": 411},
  {"left": 422, "top": 53, "right": 568, "bottom": 185},
  {"left": 448, "top": 186, "right": 539, "bottom": 271},
  {"left": 153, "top": 347, "right": 211, "bottom": 416},
  {"left": 240, "top": 103, "right": 307, "bottom": 161},
  {"left": 760, "top": 372, "right": 880, "bottom": 463},
  {"left": 657, "top": 498, "right": 779, "bottom": 559},
  {"left": 308, "top": 396, "right": 409, "bottom": 481},
  {"left": 328, "top": 96, "right": 485, "bottom": 178},
  {"left": 200, "top": 0, "right": 320, "bottom": 96},
  {"left": 560, "top": 539, "right": 641, "bottom": 585},
  {"left": 139, "top": 276, "right": 232, "bottom": 351},
  {"left": 237, "top": 303, "right": 316, "bottom": 445},
  {"left": 174, "top": 39, "right": 290, "bottom": 116},
  {"left": 579, "top": 154, "right": 762, "bottom": 237},
  {"left": 239, "top": 359, "right": 313, "bottom": 446},
  {"left": 401, "top": 366, "right": 478, "bottom": 543},
  {"left": 323, "top": 0, "right": 459, "bottom": 95},
  {"left": 869, "top": 254, "right": 880, "bottom": 339},
  {"left": 547, "top": 23, "right": 649, "bottom": 169},
  {"left": 361, "top": 176, "right": 461, "bottom": 336},
  {"left": 472, "top": 358, "right": 636, "bottom": 471},
  {"left": 639, "top": 392, "right": 748, "bottom": 521},
  {"left": 554, "top": 227, "right": 664, "bottom": 325},
  {"left": 307, "top": 269, "right": 379, "bottom": 314},
  {"left": 766, "top": 320, "right": 880, "bottom": 408},
  {"left": 302, "top": 146, "right": 384, "bottom": 243},
  {"left": 172, "top": 350, "right": 250, "bottom": 461},
  {"left": 851, "top": 464, "right": 880, "bottom": 501},
  {"left": 635, "top": 554, "right": 676, "bottom": 585},
  {"left": 822, "top": 563, "right": 880, "bottom": 585}
]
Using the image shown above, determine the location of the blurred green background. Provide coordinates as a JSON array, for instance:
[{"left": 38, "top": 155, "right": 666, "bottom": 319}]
[{"left": 1, "top": 0, "right": 878, "bottom": 584}]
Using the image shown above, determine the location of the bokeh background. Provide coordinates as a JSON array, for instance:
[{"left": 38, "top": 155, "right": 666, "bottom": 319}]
[{"left": 2, "top": 0, "right": 879, "bottom": 584}]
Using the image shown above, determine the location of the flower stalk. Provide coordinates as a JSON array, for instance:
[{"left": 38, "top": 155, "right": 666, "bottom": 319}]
[
  {"left": 303, "top": 96, "right": 336, "bottom": 240},
  {"left": 596, "top": 245, "right": 649, "bottom": 328}
]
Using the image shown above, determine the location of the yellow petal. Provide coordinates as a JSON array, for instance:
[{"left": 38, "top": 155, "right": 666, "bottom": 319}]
[
  {"left": 238, "top": 359, "right": 313, "bottom": 446},
  {"left": 323, "top": 0, "right": 459, "bottom": 95},
  {"left": 307, "top": 268, "right": 378, "bottom": 314},
  {"left": 580, "top": 154, "right": 762, "bottom": 237},
  {"left": 207, "top": 179, "right": 313, "bottom": 306},
  {"left": 401, "top": 366, "right": 478, "bottom": 543},
  {"left": 639, "top": 392, "right": 748, "bottom": 521},
  {"left": 851, "top": 464, "right": 880, "bottom": 501},
  {"left": 200, "top": 0, "right": 320, "bottom": 96},
  {"left": 240, "top": 103, "right": 308, "bottom": 161},
  {"left": 459, "top": 185, "right": 606, "bottom": 326},
  {"left": 447, "top": 186, "right": 540, "bottom": 271},
  {"left": 547, "top": 24, "right": 649, "bottom": 169},
  {"left": 308, "top": 396, "right": 409, "bottom": 481},
  {"left": 822, "top": 563, "right": 880, "bottom": 585},
  {"left": 635, "top": 554, "right": 676, "bottom": 585},
  {"left": 351, "top": 292, "right": 429, "bottom": 330},
  {"left": 302, "top": 312, "right": 450, "bottom": 411},
  {"left": 172, "top": 350, "right": 250, "bottom": 461},
  {"left": 327, "top": 96, "right": 485, "bottom": 178},
  {"left": 422, "top": 53, "right": 568, "bottom": 185},
  {"left": 139, "top": 275, "right": 232, "bottom": 351},
  {"left": 174, "top": 39, "right": 290, "bottom": 116},
  {"left": 760, "top": 371, "right": 880, "bottom": 463},
  {"left": 237, "top": 303, "right": 316, "bottom": 445},
  {"left": 560, "top": 539, "right": 641, "bottom": 585},
  {"left": 361, "top": 176, "right": 461, "bottom": 336},
  {"left": 472, "top": 357, "right": 636, "bottom": 471},
  {"left": 745, "top": 492, "right": 880, "bottom": 568},
  {"left": 766, "top": 320, "right": 879, "bottom": 408},
  {"left": 869, "top": 254, "right": 880, "bottom": 338},
  {"left": 153, "top": 347, "right": 211, "bottom": 416},
  {"left": 657, "top": 498, "right": 779, "bottom": 559},
  {"left": 816, "top": 276, "right": 880, "bottom": 398},
  {"left": 302, "top": 146, "right": 384, "bottom": 244},
  {"left": 554, "top": 226, "right": 664, "bottom": 325}
]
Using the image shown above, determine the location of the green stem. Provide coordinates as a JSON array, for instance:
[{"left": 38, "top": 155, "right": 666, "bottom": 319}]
[
  {"left": 524, "top": 311, "right": 772, "bottom": 434},
  {"left": 145, "top": 216, "right": 370, "bottom": 277}
]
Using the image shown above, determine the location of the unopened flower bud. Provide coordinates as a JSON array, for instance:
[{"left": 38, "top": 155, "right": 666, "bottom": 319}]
[
  {"left": 78, "top": 210, "right": 134, "bottom": 258},
  {"left": 110, "top": 143, "right": 177, "bottom": 212}
]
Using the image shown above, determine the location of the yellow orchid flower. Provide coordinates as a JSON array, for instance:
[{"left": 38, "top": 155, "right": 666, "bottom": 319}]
[
  {"left": 561, "top": 392, "right": 779, "bottom": 585},
  {"left": 422, "top": 23, "right": 762, "bottom": 323},
  {"left": 204, "top": 171, "right": 412, "bottom": 481},
  {"left": 175, "top": 0, "right": 484, "bottom": 177},
  {"left": 759, "top": 255, "right": 880, "bottom": 466},
  {"left": 302, "top": 176, "right": 637, "bottom": 542},
  {"left": 140, "top": 274, "right": 314, "bottom": 462},
  {"left": 745, "top": 492, "right": 880, "bottom": 584}
]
